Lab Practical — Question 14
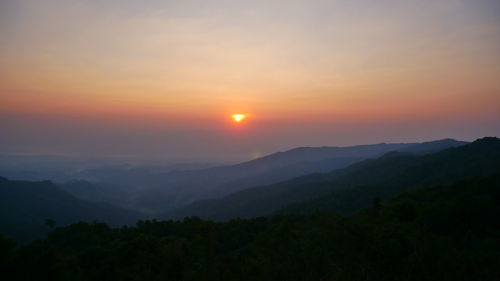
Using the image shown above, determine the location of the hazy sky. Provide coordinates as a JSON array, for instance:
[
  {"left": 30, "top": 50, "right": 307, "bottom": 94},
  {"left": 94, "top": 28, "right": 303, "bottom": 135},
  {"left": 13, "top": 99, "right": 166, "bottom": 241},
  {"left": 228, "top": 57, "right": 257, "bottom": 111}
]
[{"left": 1, "top": 0, "right": 499, "bottom": 162}]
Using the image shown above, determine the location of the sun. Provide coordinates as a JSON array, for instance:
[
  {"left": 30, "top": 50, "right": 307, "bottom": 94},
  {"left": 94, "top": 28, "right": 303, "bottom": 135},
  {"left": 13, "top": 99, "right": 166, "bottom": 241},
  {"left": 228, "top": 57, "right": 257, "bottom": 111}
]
[{"left": 232, "top": 114, "right": 247, "bottom": 123}]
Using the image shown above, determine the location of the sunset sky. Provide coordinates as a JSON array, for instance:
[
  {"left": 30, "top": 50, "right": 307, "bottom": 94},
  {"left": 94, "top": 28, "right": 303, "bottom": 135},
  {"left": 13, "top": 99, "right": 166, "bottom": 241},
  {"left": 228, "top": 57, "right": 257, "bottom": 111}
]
[{"left": 1, "top": 0, "right": 499, "bottom": 162}]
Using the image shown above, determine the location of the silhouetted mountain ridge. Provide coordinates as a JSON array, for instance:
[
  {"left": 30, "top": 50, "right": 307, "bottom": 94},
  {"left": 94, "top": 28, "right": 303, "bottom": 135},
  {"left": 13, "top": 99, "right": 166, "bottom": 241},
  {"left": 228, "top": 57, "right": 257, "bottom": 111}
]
[
  {"left": 132, "top": 138, "right": 466, "bottom": 212},
  {"left": 0, "top": 177, "right": 143, "bottom": 243},
  {"left": 168, "top": 137, "right": 498, "bottom": 220},
  {"left": 4, "top": 173, "right": 499, "bottom": 281}
]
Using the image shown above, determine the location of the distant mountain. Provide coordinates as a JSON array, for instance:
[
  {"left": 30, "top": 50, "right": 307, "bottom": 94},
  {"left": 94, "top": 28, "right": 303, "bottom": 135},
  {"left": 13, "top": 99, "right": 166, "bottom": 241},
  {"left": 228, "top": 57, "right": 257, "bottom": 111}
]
[
  {"left": 73, "top": 162, "right": 217, "bottom": 185},
  {"left": 169, "top": 137, "right": 499, "bottom": 220},
  {"left": 0, "top": 177, "right": 144, "bottom": 243},
  {"left": 59, "top": 179, "right": 139, "bottom": 210},
  {"left": 131, "top": 139, "right": 466, "bottom": 212}
]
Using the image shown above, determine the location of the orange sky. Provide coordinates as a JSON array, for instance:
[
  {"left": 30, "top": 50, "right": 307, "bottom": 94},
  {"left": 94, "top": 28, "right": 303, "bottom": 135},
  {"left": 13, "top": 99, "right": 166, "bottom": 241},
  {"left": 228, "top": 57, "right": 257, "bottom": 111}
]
[{"left": 1, "top": 0, "right": 499, "bottom": 161}]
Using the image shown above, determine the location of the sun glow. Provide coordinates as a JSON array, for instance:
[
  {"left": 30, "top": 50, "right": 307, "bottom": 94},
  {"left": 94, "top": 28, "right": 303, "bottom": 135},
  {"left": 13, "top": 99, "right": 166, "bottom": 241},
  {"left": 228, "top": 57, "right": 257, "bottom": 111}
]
[{"left": 232, "top": 114, "right": 247, "bottom": 123}]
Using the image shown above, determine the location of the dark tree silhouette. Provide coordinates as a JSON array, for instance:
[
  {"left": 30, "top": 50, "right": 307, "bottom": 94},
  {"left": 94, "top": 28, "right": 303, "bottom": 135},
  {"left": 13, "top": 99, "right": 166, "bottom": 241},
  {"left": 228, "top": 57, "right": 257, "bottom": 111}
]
[{"left": 45, "top": 219, "right": 56, "bottom": 229}]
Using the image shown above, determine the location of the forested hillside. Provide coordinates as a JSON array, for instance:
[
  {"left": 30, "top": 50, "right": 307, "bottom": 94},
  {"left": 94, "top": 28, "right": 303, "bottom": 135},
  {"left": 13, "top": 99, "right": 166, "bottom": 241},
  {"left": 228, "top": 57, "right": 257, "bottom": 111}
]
[
  {"left": 0, "top": 177, "right": 143, "bottom": 244},
  {"left": 2, "top": 173, "right": 499, "bottom": 281},
  {"left": 170, "top": 137, "right": 500, "bottom": 220},
  {"left": 123, "top": 139, "right": 466, "bottom": 212}
]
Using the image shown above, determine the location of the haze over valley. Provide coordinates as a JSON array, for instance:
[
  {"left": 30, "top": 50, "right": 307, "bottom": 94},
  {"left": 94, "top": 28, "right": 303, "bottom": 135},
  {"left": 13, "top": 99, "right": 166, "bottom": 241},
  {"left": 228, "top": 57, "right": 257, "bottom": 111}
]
[{"left": 1, "top": 1, "right": 499, "bottom": 280}]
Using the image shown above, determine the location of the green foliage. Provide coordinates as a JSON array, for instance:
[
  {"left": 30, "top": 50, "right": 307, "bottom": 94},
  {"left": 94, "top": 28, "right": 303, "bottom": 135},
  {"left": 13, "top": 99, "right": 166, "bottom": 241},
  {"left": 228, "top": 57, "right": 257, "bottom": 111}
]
[{"left": 2, "top": 174, "right": 499, "bottom": 281}]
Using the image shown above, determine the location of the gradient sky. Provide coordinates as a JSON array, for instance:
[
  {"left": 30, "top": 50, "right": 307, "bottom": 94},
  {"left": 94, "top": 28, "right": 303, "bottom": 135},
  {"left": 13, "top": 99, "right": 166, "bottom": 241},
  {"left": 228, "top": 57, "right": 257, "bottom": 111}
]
[{"left": 1, "top": 0, "right": 499, "bottom": 162}]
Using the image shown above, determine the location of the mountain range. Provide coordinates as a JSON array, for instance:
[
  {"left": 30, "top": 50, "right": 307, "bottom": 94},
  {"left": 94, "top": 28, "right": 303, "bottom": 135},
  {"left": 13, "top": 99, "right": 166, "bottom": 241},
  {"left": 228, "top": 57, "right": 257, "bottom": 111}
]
[
  {"left": 168, "top": 137, "right": 500, "bottom": 220},
  {"left": 0, "top": 137, "right": 473, "bottom": 243},
  {"left": 0, "top": 177, "right": 143, "bottom": 243},
  {"left": 5, "top": 171, "right": 499, "bottom": 281},
  {"left": 129, "top": 138, "right": 467, "bottom": 212}
]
